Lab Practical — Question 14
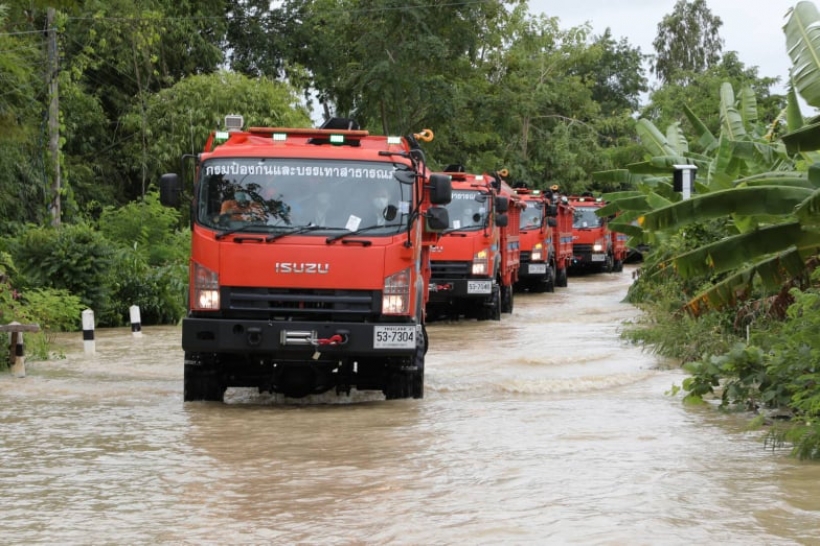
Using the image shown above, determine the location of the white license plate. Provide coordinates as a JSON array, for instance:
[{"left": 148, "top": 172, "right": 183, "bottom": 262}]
[
  {"left": 373, "top": 325, "right": 416, "bottom": 349},
  {"left": 467, "top": 280, "right": 492, "bottom": 294},
  {"left": 591, "top": 254, "right": 606, "bottom": 262},
  {"left": 528, "top": 264, "right": 547, "bottom": 274}
]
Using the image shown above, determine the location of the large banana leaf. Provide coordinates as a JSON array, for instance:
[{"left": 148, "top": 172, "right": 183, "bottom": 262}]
[
  {"left": 635, "top": 119, "right": 680, "bottom": 159},
  {"left": 591, "top": 169, "right": 633, "bottom": 184},
  {"left": 739, "top": 87, "right": 758, "bottom": 127},
  {"left": 794, "top": 185, "right": 820, "bottom": 224},
  {"left": 786, "top": 86, "right": 804, "bottom": 132},
  {"left": 683, "top": 103, "right": 717, "bottom": 151},
  {"left": 734, "top": 171, "right": 810, "bottom": 188},
  {"left": 666, "top": 122, "right": 689, "bottom": 156},
  {"left": 719, "top": 83, "right": 747, "bottom": 140},
  {"left": 673, "top": 222, "right": 820, "bottom": 278},
  {"left": 639, "top": 186, "right": 813, "bottom": 231},
  {"left": 684, "top": 247, "right": 808, "bottom": 316},
  {"left": 785, "top": 1, "right": 820, "bottom": 109},
  {"left": 781, "top": 118, "right": 820, "bottom": 155}
]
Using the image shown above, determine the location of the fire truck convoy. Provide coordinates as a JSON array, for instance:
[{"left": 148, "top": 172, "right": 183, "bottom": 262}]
[
  {"left": 160, "top": 116, "right": 452, "bottom": 402},
  {"left": 568, "top": 194, "right": 627, "bottom": 273},
  {"left": 426, "top": 166, "right": 522, "bottom": 321}
]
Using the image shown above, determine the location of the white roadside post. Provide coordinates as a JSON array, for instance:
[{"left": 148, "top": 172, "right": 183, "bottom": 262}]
[
  {"left": 82, "top": 309, "right": 95, "bottom": 354},
  {"left": 673, "top": 164, "right": 698, "bottom": 200},
  {"left": 129, "top": 305, "right": 142, "bottom": 337},
  {"left": 10, "top": 327, "right": 25, "bottom": 378}
]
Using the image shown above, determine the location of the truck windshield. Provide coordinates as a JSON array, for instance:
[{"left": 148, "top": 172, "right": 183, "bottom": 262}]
[
  {"left": 196, "top": 158, "right": 413, "bottom": 235},
  {"left": 444, "top": 190, "right": 488, "bottom": 231},
  {"left": 573, "top": 207, "right": 603, "bottom": 229},
  {"left": 520, "top": 201, "right": 543, "bottom": 230}
]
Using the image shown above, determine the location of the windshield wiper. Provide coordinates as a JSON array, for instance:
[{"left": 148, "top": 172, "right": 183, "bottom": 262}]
[
  {"left": 265, "top": 225, "right": 346, "bottom": 242},
  {"left": 215, "top": 224, "right": 270, "bottom": 240},
  {"left": 325, "top": 223, "right": 403, "bottom": 244}
]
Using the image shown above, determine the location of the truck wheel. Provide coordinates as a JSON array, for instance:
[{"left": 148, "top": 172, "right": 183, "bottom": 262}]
[
  {"left": 490, "top": 284, "right": 501, "bottom": 321},
  {"left": 184, "top": 359, "right": 225, "bottom": 402},
  {"left": 545, "top": 266, "right": 555, "bottom": 293},
  {"left": 410, "top": 325, "right": 427, "bottom": 399},
  {"left": 614, "top": 259, "right": 623, "bottom": 272},
  {"left": 556, "top": 267, "right": 568, "bottom": 287},
  {"left": 501, "top": 284, "right": 513, "bottom": 313}
]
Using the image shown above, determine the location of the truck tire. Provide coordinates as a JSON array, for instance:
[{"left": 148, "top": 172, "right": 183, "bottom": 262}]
[
  {"left": 544, "top": 265, "right": 555, "bottom": 293},
  {"left": 490, "top": 284, "right": 501, "bottom": 321},
  {"left": 384, "top": 326, "right": 426, "bottom": 400},
  {"left": 501, "top": 284, "right": 514, "bottom": 313},
  {"left": 613, "top": 259, "right": 623, "bottom": 272},
  {"left": 556, "top": 267, "right": 568, "bottom": 287},
  {"left": 410, "top": 325, "right": 427, "bottom": 399},
  {"left": 184, "top": 355, "right": 225, "bottom": 402}
]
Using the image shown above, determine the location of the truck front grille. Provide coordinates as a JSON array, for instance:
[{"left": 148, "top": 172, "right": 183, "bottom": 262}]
[
  {"left": 431, "top": 261, "right": 470, "bottom": 280},
  {"left": 223, "top": 287, "right": 379, "bottom": 321}
]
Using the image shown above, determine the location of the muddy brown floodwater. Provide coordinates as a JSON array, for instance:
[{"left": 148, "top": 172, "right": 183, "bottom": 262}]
[{"left": 2, "top": 264, "right": 820, "bottom": 545}]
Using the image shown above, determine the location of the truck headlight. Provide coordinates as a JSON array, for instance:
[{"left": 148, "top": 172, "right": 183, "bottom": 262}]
[
  {"left": 383, "top": 267, "right": 411, "bottom": 314},
  {"left": 192, "top": 262, "right": 220, "bottom": 310},
  {"left": 472, "top": 249, "right": 489, "bottom": 275},
  {"left": 531, "top": 242, "right": 544, "bottom": 262}
]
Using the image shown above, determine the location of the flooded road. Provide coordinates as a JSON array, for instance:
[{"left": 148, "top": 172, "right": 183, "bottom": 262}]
[{"left": 2, "top": 265, "right": 820, "bottom": 544}]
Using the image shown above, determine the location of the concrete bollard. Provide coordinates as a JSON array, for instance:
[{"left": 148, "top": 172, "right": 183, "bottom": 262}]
[
  {"left": 9, "top": 330, "right": 25, "bottom": 378},
  {"left": 1, "top": 322, "right": 40, "bottom": 377},
  {"left": 129, "top": 305, "right": 142, "bottom": 337},
  {"left": 82, "top": 309, "right": 95, "bottom": 354}
]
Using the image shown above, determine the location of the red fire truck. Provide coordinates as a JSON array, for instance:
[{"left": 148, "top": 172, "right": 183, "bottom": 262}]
[
  {"left": 159, "top": 116, "right": 451, "bottom": 402},
  {"left": 426, "top": 166, "right": 521, "bottom": 321},
  {"left": 514, "top": 186, "right": 556, "bottom": 292},
  {"left": 567, "top": 194, "right": 626, "bottom": 273}
]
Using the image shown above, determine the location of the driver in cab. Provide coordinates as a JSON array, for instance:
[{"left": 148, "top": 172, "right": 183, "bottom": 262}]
[{"left": 220, "top": 191, "right": 266, "bottom": 222}]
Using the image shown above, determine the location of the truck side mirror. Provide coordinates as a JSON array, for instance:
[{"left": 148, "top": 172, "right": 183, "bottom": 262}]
[
  {"left": 547, "top": 217, "right": 557, "bottom": 228},
  {"left": 495, "top": 196, "right": 509, "bottom": 213},
  {"left": 428, "top": 174, "right": 452, "bottom": 205},
  {"left": 495, "top": 213, "right": 508, "bottom": 227},
  {"left": 425, "top": 206, "right": 449, "bottom": 231},
  {"left": 160, "top": 173, "right": 181, "bottom": 208}
]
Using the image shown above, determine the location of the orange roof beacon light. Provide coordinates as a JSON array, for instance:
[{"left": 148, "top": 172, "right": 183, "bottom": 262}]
[{"left": 158, "top": 116, "right": 452, "bottom": 403}]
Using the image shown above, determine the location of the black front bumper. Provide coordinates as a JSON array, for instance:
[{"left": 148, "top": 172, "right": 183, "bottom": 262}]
[{"left": 182, "top": 317, "right": 419, "bottom": 357}]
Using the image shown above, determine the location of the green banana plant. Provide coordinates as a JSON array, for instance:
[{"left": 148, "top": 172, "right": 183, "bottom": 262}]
[{"left": 596, "top": 76, "right": 812, "bottom": 314}]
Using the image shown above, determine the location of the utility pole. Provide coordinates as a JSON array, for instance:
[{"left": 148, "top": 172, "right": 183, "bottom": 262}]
[{"left": 47, "top": 8, "right": 61, "bottom": 226}]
